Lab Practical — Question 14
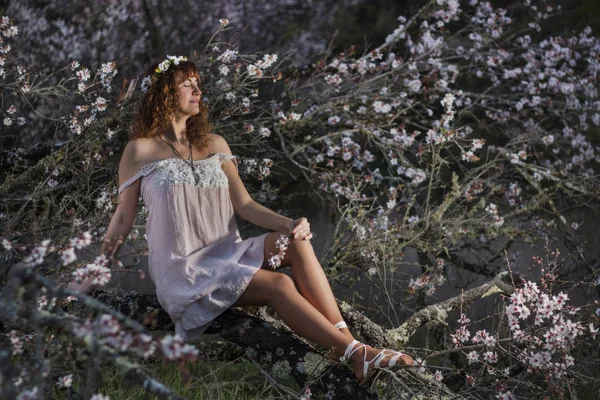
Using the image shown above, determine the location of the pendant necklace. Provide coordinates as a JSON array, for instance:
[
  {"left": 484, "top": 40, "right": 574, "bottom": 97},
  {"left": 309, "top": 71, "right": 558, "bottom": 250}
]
[{"left": 159, "top": 134, "right": 200, "bottom": 185}]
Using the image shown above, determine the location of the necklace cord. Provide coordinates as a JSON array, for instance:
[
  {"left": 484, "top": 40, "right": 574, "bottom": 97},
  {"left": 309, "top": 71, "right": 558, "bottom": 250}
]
[{"left": 159, "top": 134, "right": 198, "bottom": 180}]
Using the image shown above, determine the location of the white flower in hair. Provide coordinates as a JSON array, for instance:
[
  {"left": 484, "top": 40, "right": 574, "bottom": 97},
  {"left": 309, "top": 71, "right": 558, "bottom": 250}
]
[
  {"left": 141, "top": 55, "right": 189, "bottom": 93},
  {"left": 158, "top": 60, "right": 171, "bottom": 72},
  {"left": 167, "top": 55, "right": 187, "bottom": 65},
  {"left": 141, "top": 75, "right": 152, "bottom": 93}
]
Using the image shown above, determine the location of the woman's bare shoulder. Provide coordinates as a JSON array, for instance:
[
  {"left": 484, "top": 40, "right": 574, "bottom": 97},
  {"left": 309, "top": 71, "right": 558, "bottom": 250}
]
[
  {"left": 119, "top": 137, "right": 162, "bottom": 178},
  {"left": 123, "top": 137, "right": 160, "bottom": 160},
  {"left": 206, "top": 133, "right": 232, "bottom": 154},
  {"left": 127, "top": 137, "right": 159, "bottom": 150}
]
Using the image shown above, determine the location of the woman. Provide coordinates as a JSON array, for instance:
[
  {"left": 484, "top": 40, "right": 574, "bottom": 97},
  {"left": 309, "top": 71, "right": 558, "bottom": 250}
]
[{"left": 83, "top": 56, "right": 412, "bottom": 382}]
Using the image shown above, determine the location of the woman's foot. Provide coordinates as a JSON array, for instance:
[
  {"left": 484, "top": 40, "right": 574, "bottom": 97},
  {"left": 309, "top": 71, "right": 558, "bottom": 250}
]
[{"left": 346, "top": 342, "right": 414, "bottom": 382}]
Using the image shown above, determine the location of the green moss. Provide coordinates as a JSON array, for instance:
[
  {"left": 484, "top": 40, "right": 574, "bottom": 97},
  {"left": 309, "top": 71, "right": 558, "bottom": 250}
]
[
  {"left": 301, "top": 352, "right": 328, "bottom": 377},
  {"left": 271, "top": 360, "right": 292, "bottom": 379}
]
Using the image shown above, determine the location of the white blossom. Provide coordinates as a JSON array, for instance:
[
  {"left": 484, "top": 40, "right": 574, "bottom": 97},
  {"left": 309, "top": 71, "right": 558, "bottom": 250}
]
[
  {"left": 94, "top": 97, "right": 107, "bottom": 112},
  {"left": 218, "top": 65, "right": 230, "bottom": 76},
  {"left": 259, "top": 127, "right": 271, "bottom": 138},
  {"left": 76, "top": 68, "right": 90, "bottom": 81},
  {"left": 405, "top": 78, "right": 422, "bottom": 92},
  {"left": 61, "top": 247, "right": 77, "bottom": 265},
  {"left": 373, "top": 101, "right": 392, "bottom": 114},
  {"left": 57, "top": 374, "right": 73, "bottom": 388}
]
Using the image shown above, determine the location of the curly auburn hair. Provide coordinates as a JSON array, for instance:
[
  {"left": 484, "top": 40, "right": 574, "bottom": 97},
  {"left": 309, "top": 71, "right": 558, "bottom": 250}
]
[{"left": 131, "top": 60, "right": 212, "bottom": 152}]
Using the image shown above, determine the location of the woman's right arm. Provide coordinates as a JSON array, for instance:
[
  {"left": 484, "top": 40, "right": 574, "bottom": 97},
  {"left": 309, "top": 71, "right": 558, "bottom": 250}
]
[
  {"left": 100, "top": 139, "right": 144, "bottom": 260},
  {"left": 69, "top": 141, "right": 143, "bottom": 293}
]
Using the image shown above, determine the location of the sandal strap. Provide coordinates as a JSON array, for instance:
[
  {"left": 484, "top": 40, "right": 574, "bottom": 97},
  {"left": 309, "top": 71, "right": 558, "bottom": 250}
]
[
  {"left": 333, "top": 321, "right": 348, "bottom": 329},
  {"left": 372, "top": 349, "right": 405, "bottom": 368},
  {"left": 347, "top": 341, "right": 365, "bottom": 361},
  {"left": 339, "top": 339, "right": 360, "bottom": 362},
  {"left": 388, "top": 352, "right": 404, "bottom": 368},
  {"left": 341, "top": 340, "right": 372, "bottom": 378},
  {"left": 373, "top": 350, "right": 389, "bottom": 368}
]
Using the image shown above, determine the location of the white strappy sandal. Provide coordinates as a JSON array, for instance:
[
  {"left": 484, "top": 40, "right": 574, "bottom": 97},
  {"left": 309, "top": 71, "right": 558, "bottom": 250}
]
[{"left": 339, "top": 340, "right": 410, "bottom": 385}]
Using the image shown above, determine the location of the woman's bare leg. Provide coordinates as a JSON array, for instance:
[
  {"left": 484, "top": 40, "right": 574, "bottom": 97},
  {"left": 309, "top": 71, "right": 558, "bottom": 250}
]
[
  {"left": 262, "top": 231, "right": 353, "bottom": 339},
  {"left": 233, "top": 269, "right": 350, "bottom": 355},
  {"left": 232, "top": 268, "right": 412, "bottom": 380}
]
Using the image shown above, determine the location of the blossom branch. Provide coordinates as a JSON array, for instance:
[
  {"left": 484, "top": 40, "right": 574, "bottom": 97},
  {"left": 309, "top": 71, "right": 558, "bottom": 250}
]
[{"left": 388, "top": 272, "right": 514, "bottom": 346}]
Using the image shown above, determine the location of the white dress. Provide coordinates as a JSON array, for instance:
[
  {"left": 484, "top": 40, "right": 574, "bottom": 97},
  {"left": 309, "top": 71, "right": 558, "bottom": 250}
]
[{"left": 118, "top": 153, "right": 269, "bottom": 341}]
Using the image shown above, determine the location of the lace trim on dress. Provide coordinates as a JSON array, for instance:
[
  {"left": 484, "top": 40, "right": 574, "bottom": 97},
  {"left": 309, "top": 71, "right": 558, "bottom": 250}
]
[{"left": 118, "top": 152, "right": 237, "bottom": 194}]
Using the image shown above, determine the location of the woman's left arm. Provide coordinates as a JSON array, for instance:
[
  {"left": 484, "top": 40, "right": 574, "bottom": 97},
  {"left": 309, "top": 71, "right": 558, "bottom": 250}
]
[
  {"left": 211, "top": 134, "right": 312, "bottom": 240},
  {"left": 238, "top": 200, "right": 292, "bottom": 232},
  {"left": 236, "top": 195, "right": 313, "bottom": 240}
]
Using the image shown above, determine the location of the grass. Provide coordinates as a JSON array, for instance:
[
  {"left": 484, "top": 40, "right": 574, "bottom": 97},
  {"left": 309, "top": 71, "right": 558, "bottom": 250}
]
[{"left": 51, "top": 356, "right": 295, "bottom": 400}]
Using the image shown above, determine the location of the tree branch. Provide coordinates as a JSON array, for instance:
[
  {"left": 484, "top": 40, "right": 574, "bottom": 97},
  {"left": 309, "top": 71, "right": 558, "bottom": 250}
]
[{"left": 387, "top": 272, "right": 514, "bottom": 346}]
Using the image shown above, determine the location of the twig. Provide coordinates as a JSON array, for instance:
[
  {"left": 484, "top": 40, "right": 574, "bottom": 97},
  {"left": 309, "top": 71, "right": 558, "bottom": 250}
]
[{"left": 245, "top": 355, "right": 301, "bottom": 399}]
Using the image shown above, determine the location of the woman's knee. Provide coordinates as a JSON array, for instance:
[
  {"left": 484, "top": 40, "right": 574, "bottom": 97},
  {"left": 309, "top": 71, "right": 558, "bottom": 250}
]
[
  {"left": 264, "top": 231, "right": 317, "bottom": 266},
  {"left": 266, "top": 273, "right": 296, "bottom": 303},
  {"left": 285, "top": 237, "right": 315, "bottom": 261}
]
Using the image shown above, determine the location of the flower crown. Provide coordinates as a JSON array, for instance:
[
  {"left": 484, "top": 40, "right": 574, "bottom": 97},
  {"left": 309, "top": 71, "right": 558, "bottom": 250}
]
[{"left": 140, "top": 55, "right": 188, "bottom": 93}]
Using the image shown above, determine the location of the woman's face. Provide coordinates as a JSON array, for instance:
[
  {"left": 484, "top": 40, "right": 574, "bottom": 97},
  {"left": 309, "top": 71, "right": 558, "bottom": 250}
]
[{"left": 174, "top": 73, "right": 202, "bottom": 118}]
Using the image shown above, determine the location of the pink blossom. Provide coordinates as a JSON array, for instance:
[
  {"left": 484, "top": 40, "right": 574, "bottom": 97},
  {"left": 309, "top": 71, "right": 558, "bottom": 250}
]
[
  {"left": 372, "top": 101, "right": 392, "bottom": 114},
  {"left": 94, "top": 97, "right": 107, "bottom": 112},
  {"left": 72, "top": 254, "right": 111, "bottom": 286},
  {"left": 328, "top": 116, "right": 340, "bottom": 125},
  {"left": 482, "top": 351, "right": 497, "bottom": 364},
  {"left": 324, "top": 74, "right": 342, "bottom": 85},
  {"left": 496, "top": 391, "right": 516, "bottom": 400},
  {"left": 57, "top": 374, "right": 73, "bottom": 388},
  {"left": 466, "top": 351, "right": 480, "bottom": 364},
  {"left": 413, "top": 358, "right": 427, "bottom": 373},
  {"left": 160, "top": 334, "right": 184, "bottom": 360},
  {"left": 256, "top": 54, "right": 278, "bottom": 69},
  {"left": 451, "top": 325, "right": 471, "bottom": 345},
  {"left": 76, "top": 68, "right": 90, "bottom": 82},
  {"left": 217, "top": 49, "right": 238, "bottom": 64},
  {"left": 472, "top": 329, "right": 496, "bottom": 346},
  {"left": 404, "top": 78, "right": 422, "bottom": 92},
  {"left": 246, "top": 64, "right": 262, "bottom": 78},
  {"left": 96, "top": 314, "right": 120, "bottom": 336},
  {"left": 61, "top": 247, "right": 77, "bottom": 265},
  {"left": 458, "top": 314, "right": 471, "bottom": 324},
  {"left": 471, "top": 138, "right": 485, "bottom": 150}
]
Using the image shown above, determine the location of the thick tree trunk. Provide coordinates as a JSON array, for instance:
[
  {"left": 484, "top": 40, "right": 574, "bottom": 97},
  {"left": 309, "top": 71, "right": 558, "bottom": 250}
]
[{"left": 92, "top": 289, "right": 379, "bottom": 399}]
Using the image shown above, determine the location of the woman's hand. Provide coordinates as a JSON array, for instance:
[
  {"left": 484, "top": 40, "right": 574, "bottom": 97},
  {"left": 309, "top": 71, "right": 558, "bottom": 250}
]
[
  {"left": 290, "top": 217, "right": 313, "bottom": 241},
  {"left": 55, "top": 279, "right": 97, "bottom": 308},
  {"left": 59, "top": 279, "right": 97, "bottom": 295}
]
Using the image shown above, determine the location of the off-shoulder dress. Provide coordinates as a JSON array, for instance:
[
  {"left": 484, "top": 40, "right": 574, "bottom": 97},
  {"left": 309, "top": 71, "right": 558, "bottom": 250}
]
[{"left": 118, "top": 153, "right": 268, "bottom": 341}]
